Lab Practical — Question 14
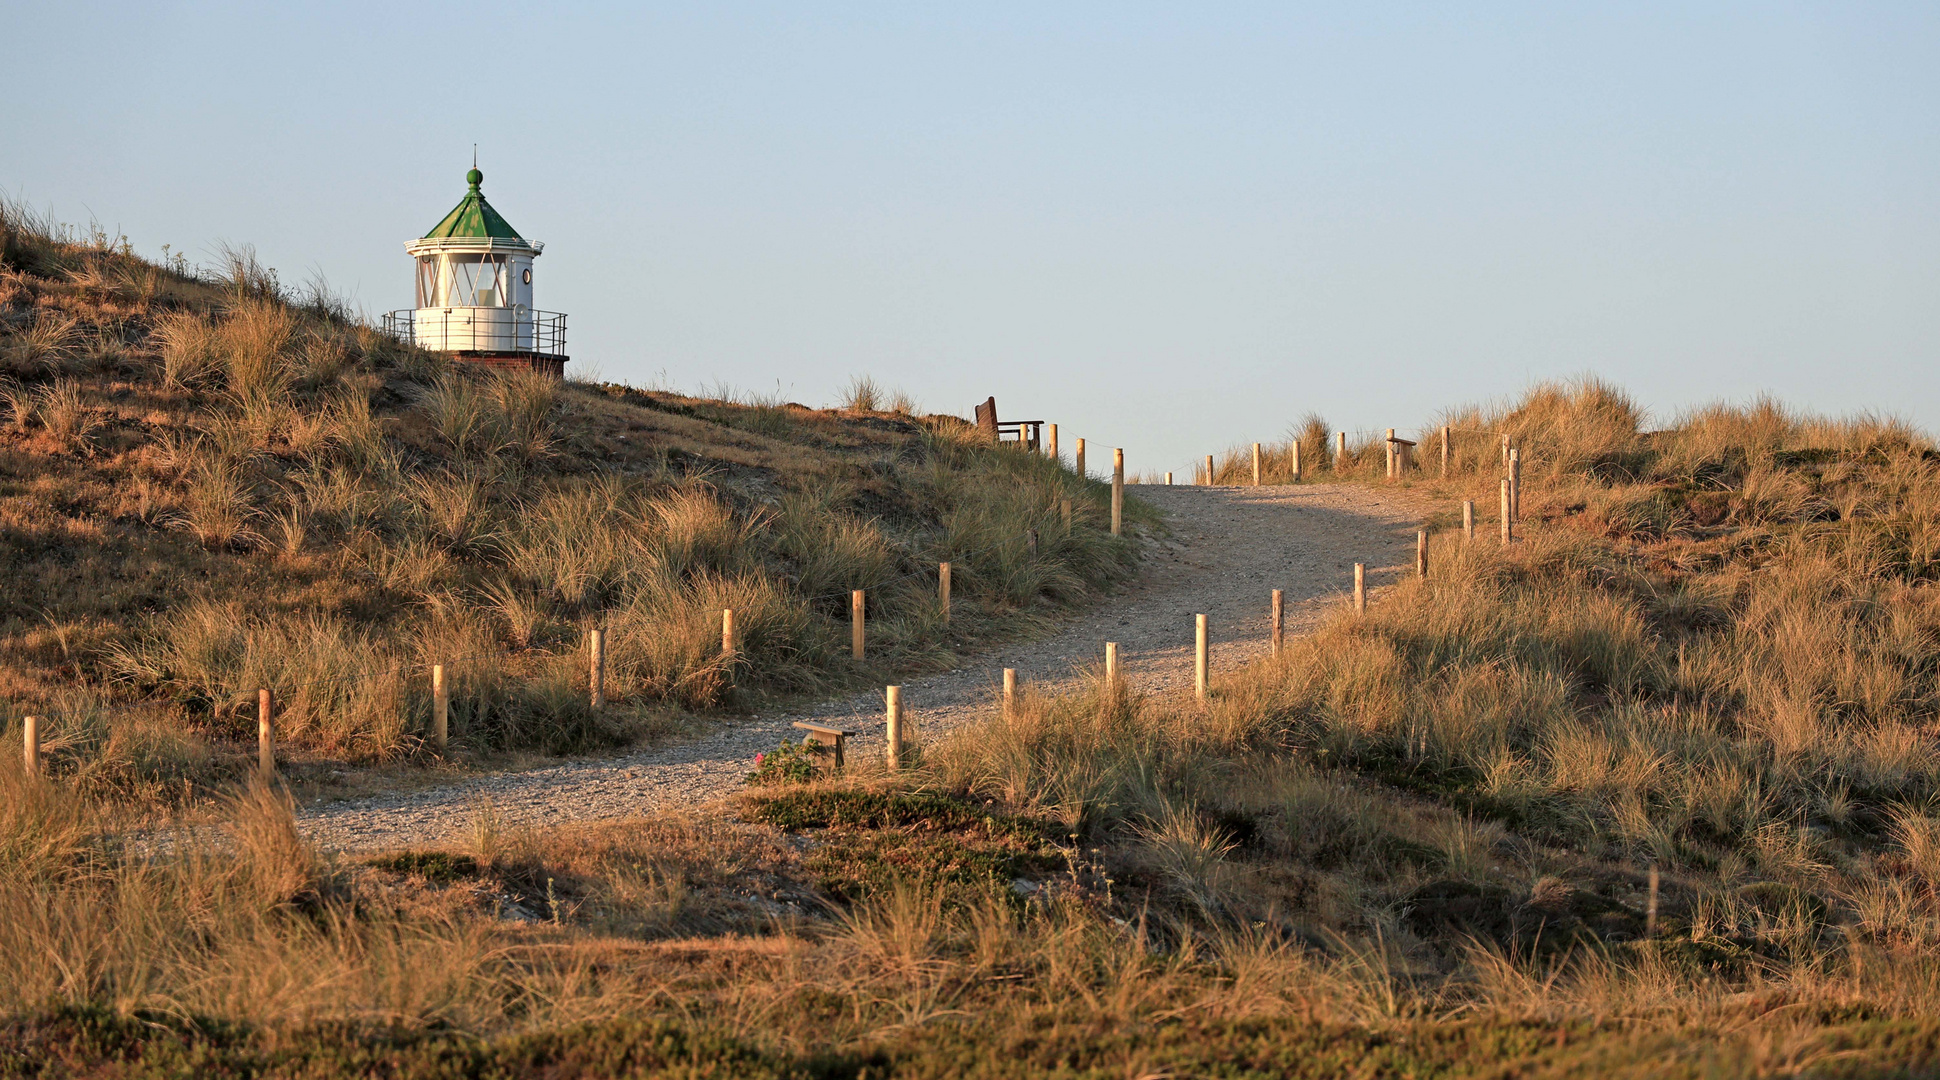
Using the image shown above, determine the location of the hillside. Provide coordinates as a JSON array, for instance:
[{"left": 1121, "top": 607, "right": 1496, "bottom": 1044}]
[
  {"left": 0, "top": 203, "right": 1146, "bottom": 805},
  {"left": 10, "top": 200, "right": 1940, "bottom": 1077}
]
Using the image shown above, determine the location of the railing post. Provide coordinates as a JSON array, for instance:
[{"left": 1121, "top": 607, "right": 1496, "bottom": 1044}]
[{"left": 1111, "top": 449, "right": 1124, "bottom": 536}]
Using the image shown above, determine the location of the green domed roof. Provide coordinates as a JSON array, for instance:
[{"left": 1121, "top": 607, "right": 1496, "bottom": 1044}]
[{"left": 421, "top": 168, "right": 525, "bottom": 241}]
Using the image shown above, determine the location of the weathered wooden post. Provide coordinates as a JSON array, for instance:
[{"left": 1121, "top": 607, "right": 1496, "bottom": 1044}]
[
  {"left": 1385, "top": 428, "right": 1397, "bottom": 479},
  {"left": 1076, "top": 438, "right": 1087, "bottom": 479},
  {"left": 1204, "top": 455, "right": 1214, "bottom": 486},
  {"left": 851, "top": 590, "right": 866, "bottom": 660},
  {"left": 1440, "top": 425, "right": 1451, "bottom": 478},
  {"left": 1500, "top": 480, "right": 1513, "bottom": 544},
  {"left": 1353, "top": 564, "right": 1366, "bottom": 615},
  {"left": 432, "top": 663, "right": 448, "bottom": 753},
  {"left": 258, "top": 688, "right": 275, "bottom": 777},
  {"left": 1336, "top": 432, "right": 1348, "bottom": 473},
  {"left": 1252, "top": 443, "right": 1262, "bottom": 485},
  {"left": 1646, "top": 864, "right": 1661, "bottom": 938},
  {"left": 1271, "top": 589, "right": 1285, "bottom": 656},
  {"left": 1417, "top": 529, "right": 1429, "bottom": 578},
  {"left": 22, "top": 714, "right": 39, "bottom": 777},
  {"left": 1059, "top": 499, "right": 1072, "bottom": 532},
  {"left": 1509, "top": 448, "right": 1522, "bottom": 522},
  {"left": 884, "top": 686, "right": 903, "bottom": 770},
  {"left": 1047, "top": 423, "right": 1058, "bottom": 462},
  {"left": 1165, "top": 471, "right": 1173, "bottom": 485},
  {"left": 1463, "top": 500, "right": 1475, "bottom": 542},
  {"left": 1291, "top": 441, "right": 1302, "bottom": 482},
  {"left": 1194, "top": 615, "right": 1209, "bottom": 701},
  {"left": 588, "top": 629, "right": 605, "bottom": 709},
  {"left": 939, "top": 562, "right": 952, "bottom": 624},
  {"left": 1105, "top": 641, "right": 1120, "bottom": 690},
  {"left": 1002, "top": 668, "right": 1017, "bottom": 717},
  {"left": 1111, "top": 448, "right": 1124, "bottom": 536},
  {"left": 721, "top": 609, "right": 736, "bottom": 656}
]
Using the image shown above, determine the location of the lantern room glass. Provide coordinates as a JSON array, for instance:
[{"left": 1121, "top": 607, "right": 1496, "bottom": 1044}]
[{"left": 416, "top": 254, "right": 513, "bottom": 308}]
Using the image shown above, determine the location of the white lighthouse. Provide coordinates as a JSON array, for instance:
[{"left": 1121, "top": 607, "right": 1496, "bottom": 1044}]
[{"left": 384, "top": 167, "right": 568, "bottom": 376}]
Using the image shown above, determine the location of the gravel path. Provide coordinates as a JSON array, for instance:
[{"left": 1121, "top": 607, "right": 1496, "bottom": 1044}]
[{"left": 299, "top": 484, "right": 1427, "bottom": 853}]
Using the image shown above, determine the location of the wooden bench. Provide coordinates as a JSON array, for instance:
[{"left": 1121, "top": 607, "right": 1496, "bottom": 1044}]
[
  {"left": 974, "top": 396, "right": 1043, "bottom": 451},
  {"left": 792, "top": 722, "right": 857, "bottom": 769}
]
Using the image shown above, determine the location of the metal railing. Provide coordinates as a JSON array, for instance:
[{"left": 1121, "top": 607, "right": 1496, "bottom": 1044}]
[{"left": 383, "top": 308, "right": 567, "bottom": 356}]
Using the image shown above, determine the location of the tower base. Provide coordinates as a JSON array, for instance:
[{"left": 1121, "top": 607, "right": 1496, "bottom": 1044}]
[{"left": 452, "top": 351, "right": 567, "bottom": 379}]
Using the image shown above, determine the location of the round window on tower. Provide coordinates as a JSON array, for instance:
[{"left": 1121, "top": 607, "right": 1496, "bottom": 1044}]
[{"left": 522, "top": 268, "right": 532, "bottom": 285}]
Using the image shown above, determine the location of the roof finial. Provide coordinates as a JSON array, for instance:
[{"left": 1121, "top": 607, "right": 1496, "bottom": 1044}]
[{"left": 466, "top": 146, "right": 483, "bottom": 192}]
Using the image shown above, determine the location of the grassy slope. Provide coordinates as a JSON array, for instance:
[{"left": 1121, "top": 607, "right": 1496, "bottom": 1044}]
[{"left": 0, "top": 204, "right": 1147, "bottom": 808}]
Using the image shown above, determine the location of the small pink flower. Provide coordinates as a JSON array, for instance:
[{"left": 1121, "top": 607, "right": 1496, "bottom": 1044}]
[{"left": 755, "top": 753, "right": 766, "bottom": 767}]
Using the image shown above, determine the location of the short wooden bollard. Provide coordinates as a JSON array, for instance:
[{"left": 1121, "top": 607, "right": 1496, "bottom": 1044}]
[
  {"left": 1353, "top": 564, "right": 1366, "bottom": 615},
  {"left": 1271, "top": 589, "right": 1285, "bottom": 656},
  {"left": 939, "top": 563, "right": 952, "bottom": 623},
  {"left": 1509, "top": 448, "right": 1522, "bottom": 522},
  {"left": 851, "top": 590, "right": 866, "bottom": 660},
  {"left": 432, "top": 664, "right": 448, "bottom": 753},
  {"left": 1463, "top": 500, "right": 1475, "bottom": 541},
  {"left": 1251, "top": 443, "right": 1262, "bottom": 486},
  {"left": 588, "top": 629, "right": 605, "bottom": 709},
  {"left": 1203, "top": 455, "right": 1214, "bottom": 486},
  {"left": 1194, "top": 615, "right": 1209, "bottom": 701},
  {"left": 1440, "top": 425, "right": 1451, "bottom": 478},
  {"left": 1385, "top": 428, "right": 1397, "bottom": 479},
  {"left": 1416, "top": 529, "right": 1429, "bottom": 578},
  {"left": 885, "top": 686, "right": 903, "bottom": 770},
  {"left": 1104, "top": 642, "right": 1120, "bottom": 689},
  {"left": 1646, "top": 864, "right": 1661, "bottom": 938},
  {"left": 721, "top": 609, "right": 736, "bottom": 656},
  {"left": 1075, "top": 438, "right": 1086, "bottom": 479},
  {"left": 1499, "top": 480, "right": 1513, "bottom": 544},
  {"left": 1291, "top": 441, "right": 1302, "bottom": 481},
  {"left": 1111, "top": 449, "right": 1124, "bottom": 536},
  {"left": 22, "top": 714, "right": 39, "bottom": 776},
  {"left": 1059, "top": 499, "right": 1072, "bottom": 531},
  {"left": 1165, "top": 471, "right": 1173, "bottom": 485},
  {"left": 1047, "top": 423, "right": 1058, "bottom": 461},
  {"left": 258, "top": 688, "right": 275, "bottom": 777},
  {"left": 1002, "top": 668, "right": 1017, "bottom": 717},
  {"left": 1335, "top": 432, "right": 1348, "bottom": 472}
]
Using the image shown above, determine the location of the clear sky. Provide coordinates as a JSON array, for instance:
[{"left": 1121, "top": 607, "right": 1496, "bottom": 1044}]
[{"left": 8, "top": 2, "right": 1937, "bottom": 473}]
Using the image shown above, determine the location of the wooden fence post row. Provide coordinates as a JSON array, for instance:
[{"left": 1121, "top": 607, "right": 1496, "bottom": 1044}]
[
  {"left": 432, "top": 664, "right": 448, "bottom": 753},
  {"left": 1204, "top": 455, "right": 1214, "bottom": 486},
  {"left": 1440, "top": 425, "right": 1451, "bottom": 478},
  {"left": 1291, "top": 441, "right": 1302, "bottom": 482},
  {"left": 1271, "top": 589, "right": 1285, "bottom": 656},
  {"left": 1251, "top": 443, "right": 1262, "bottom": 486},
  {"left": 1353, "top": 564, "right": 1367, "bottom": 615},
  {"left": 1046, "top": 423, "right": 1058, "bottom": 462},
  {"left": 722, "top": 609, "right": 736, "bottom": 657},
  {"left": 939, "top": 562, "right": 952, "bottom": 624},
  {"left": 851, "top": 590, "right": 866, "bottom": 660},
  {"left": 1002, "top": 668, "right": 1017, "bottom": 717},
  {"left": 1417, "top": 529, "right": 1429, "bottom": 578},
  {"left": 1385, "top": 428, "right": 1397, "bottom": 479},
  {"left": 1463, "top": 500, "right": 1475, "bottom": 542},
  {"left": 1076, "top": 438, "right": 1086, "bottom": 479},
  {"left": 588, "top": 629, "right": 606, "bottom": 710},
  {"left": 1335, "top": 432, "right": 1347, "bottom": 472},
  {"left": 1500, "top": 480, "right": 1513, "bottom": 544},
  {"left": 1104, "top": 641, "right": 1120, "bottom": 689},
  {"left": 258, "top": 688, "right": 275, "bottom": 777},
  {"left": 22, "top": 714, "right": 39, "bottom": 776}
]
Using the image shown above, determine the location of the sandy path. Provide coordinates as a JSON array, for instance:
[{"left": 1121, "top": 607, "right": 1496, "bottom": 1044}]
[{"left": 299, "top": 484, "right": 1426, "bottom": 853}]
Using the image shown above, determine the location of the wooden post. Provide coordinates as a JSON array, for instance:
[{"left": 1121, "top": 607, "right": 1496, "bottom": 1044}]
[
  {"left": 1499, "top": 479, "right": 1513, "bottom": 544},
  {"left": 1353, "top": 564, "right": 1366, "bottom": 615},
  {"left": 588, "top": 629, "right": 605, "bottom": 708},
  {"left": 1336, "top": 432, "right": 1347, "bottom": 472},
  {"left": 1502, "top": 432, "right": 1511, "bottom": 472},
  {"left": 1646, "top": 864, "right": 1661, "bottom": 938},
  {"left": 1059, "top": 499, "right": 1072, "bottom": 531},
  {"left": 1509, "top": 448, "right": 1522, "bottom": 522},
  {"left": 1440, "top": 425, "right": 1451, "bottom": 478},
  {"left": 851, "top": 590, "right": 866, "bottom": 660},
  {"left": 1002, "top": 668, "right": 1017, "bottom": 717},
  {"left": 1027, "top": 528, "right": 1038, "bottom": 556},
  {"left": 1204, "top": 454, "right": 1214, "bottom": 486},
  {"left": 1271, "top": 589, "right": 1284, "bottom": 656},
  {"left": 1165, "top": 471, "right": 1173, "bottom": 485},
  {"left": 21, "top": 714, "right": 39, "bottom": 777},
  {"left": 1384, "top": 429, "right": 1394, "bottom": 479},
  {"left": 432, "top": 664, "right": 448, "bottom": 753},
  {"left": 721, "top": 609, "right": 736, "bottom": 656},
  {"left": 884, "top": 686, "right": 903, "bottom": 770},
  {"left": 1104, "top": 642, "right": 1119, "bottom": 690},
  {"left": 1194, "top": 614, "right": 1209, "bottom": 701},
  {"left": 1416, "top": 529, "right": 1429, "bottom": 579},
  {"left": 1111, "top": 448, "right": 1124, "bottom": 536},
  {"left": 1075, "top": 438, "right": 1086, "bottom": 479},
  {"left": 939, "top": 562, "right": 951, "bottom": 624},
  {"left": 1291, "top": 441, "right": 1302, "bottom": 482},
  {"left": 1251, "top": 443, "right": 1262, "bottom": 485},
  {"left": 258, "top": 688, "right": 275, "bottom": 777},
  {"left": 1047, "top": 423, "right": 1058, "bottom": 461},
  {"left": 1462, "top": 500, "right": 1475, "bottom": 542}
]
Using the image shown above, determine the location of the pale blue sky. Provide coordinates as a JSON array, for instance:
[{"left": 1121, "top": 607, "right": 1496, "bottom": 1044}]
[{"left": 8, "top": 3, "right": 1937, "bottom": 471}]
